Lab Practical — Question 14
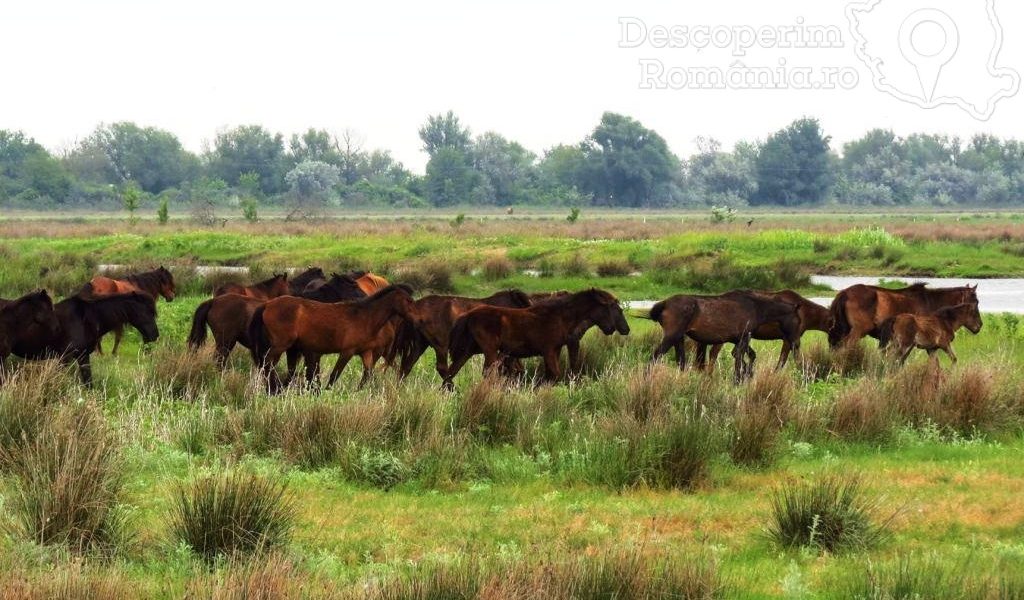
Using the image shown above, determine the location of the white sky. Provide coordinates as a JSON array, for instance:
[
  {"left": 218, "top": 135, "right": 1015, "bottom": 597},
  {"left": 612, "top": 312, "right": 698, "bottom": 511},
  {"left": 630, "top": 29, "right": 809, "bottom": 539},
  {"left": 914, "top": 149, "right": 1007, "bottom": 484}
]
[{"left": 1, "top": 0, "right": 1021, "bottom": 172}]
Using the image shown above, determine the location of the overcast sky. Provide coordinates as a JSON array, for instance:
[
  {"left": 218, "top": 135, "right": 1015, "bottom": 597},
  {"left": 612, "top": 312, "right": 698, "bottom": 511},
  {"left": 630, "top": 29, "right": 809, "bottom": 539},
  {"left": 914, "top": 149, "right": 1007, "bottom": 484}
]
[{"left": 2, "top": 0, "right": 1021, "bottom": 172}]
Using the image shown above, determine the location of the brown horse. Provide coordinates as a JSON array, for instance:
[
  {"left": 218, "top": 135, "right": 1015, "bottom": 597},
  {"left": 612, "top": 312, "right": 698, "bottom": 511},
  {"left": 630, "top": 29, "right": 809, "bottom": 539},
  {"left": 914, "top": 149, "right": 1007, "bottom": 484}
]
[
  {"left": 0, "top": 290, "right": 60, "bottom": 379},
  {"left": 288, "top": 267, "right": 326, "bottom": 295},
  {"left": 445, "top": 288, "right": 630, "bottom": 389},
  {"left": 649, "top": 291, "right": 800, "bottom": 382},
  {"left": 188, "top": 293, "right": 267, "bottom": 367},
  {"left": 249, "top": 284, "right": 418, "bottom": 392},
  {"left": 214, "top": 273, "right": 289, "bottom": 300},
  {"left": 352, "top": 272, "right": 390, "bottom": 295},
  {"left": 397, "top": 289, "right": 532, "bottom": 380},
  {"left": 706, "top": 290, "right": 832, "bottom": 369},
  {"left": 87, "top": 266, "right": 175, "bottom": 354},
  {"left": 528, "top": 290, "right": 602, "bottom": 376},
  {"left": 300, "top": 273, "right": 367, "bottom": 302},
  {"left": 878, "top": 302, "right": 982, "bottom": 367},
  {"left": 829, "top": 283, "right": 978, "bottom": 348}
]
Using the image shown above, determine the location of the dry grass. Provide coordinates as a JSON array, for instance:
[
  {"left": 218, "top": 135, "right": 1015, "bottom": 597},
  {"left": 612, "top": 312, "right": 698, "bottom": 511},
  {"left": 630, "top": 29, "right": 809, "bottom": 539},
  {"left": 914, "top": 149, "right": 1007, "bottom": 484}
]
[{"left": 0, "top": 561, "right": 139, "bottom": 600}]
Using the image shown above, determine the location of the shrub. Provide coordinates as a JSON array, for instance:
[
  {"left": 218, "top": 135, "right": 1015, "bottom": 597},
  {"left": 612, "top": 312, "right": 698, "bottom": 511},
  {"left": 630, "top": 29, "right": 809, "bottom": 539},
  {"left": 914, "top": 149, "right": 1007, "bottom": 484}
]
[
  {"left": 339, "top": 446, "right": 413, "bottom": 490},
  {"left": 561, "top": 254, "right": 591, "bottom": 277},
  {"left": 730, "top": 368, "right": 795, "bottom": 467},
  {"left": 656, "top": 412, "right": 719, "bottom": 490},
  {"left": 596, "top": 260, "right": 633, "bottom": 277},
  {"left": 397, "top": 261, "right": 455, "bottom": 293},
  {"left": 456, "top": 375, "right": 521, "bottom": 445},
  {"left": 766, "top": 473, "right": 892, "bottom": 554},
  {"left": 169, "top": 470, "right": 295, "bottom": 562},
  {"left": 4, "top": 402, "right": 128, "bottom": 553},
  {"left": 831, "top": 379, "right": 893, "bottom": 442},
  {"left": 482, "top": 256, "right": 515, "bottom": 281}
]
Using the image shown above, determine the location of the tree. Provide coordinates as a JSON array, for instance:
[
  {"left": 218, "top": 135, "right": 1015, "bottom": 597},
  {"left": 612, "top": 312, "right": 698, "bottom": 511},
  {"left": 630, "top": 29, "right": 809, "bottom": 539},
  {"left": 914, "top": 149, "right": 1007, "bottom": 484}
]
[
  {"left": 0, "top": 130, "right": 72, "bottom": 204},
  {"left": 188, "top": 177, "right": 229, "bottom": 225},
  {"left": 284, "top": 160, "right": 340, "bottom": 220},
  {"left": 752, "top": 118, "right": 834, "bottom": 205},
  {"left": 579, "top": 112, "right": 680, "bottom": 207},
  {"left": 71, "top": 122, "right": 197, "bottom": 194},
  {"left": 157, "top": 197, "right": 169, "bottom": 224},
  {"left": 237, "top": 172, "right": 261, "bottom": 222},
  {"left": 471, "top": 132, "right": 537, "bottom": 205},
  {"left": 121, "top": 181, "right": 141, "bottom": 224},
  {"left": 207, "top": 125, "right": 287, "bottom": 194},
  {"left": 686, "top": 137, "right": 757, "bottom": 206},
  {"left": 424, "top": 147, "right": 477, "bottom": 207},
  {"left": 419, "top": 111, "right": 471, "bottom": 157}
]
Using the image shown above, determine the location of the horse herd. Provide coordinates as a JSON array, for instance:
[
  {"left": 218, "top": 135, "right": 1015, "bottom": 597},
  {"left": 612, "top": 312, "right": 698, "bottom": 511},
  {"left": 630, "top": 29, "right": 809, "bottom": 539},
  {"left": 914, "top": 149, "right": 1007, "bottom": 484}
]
[{"left": 0, "top": 265, "right": 983, "bottom": 389}]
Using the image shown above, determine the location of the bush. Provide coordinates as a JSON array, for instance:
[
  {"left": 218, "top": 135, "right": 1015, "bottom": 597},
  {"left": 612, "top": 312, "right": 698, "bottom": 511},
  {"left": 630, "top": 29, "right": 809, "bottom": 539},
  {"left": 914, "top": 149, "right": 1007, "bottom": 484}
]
[
  {"left": 482, "top": 256, "right": 515, "bottom": 281},
  {"left": 831, "top": 379, "right": 893, "bottom": 442},
  {"left": 561, "top": 254, "right": 591, "bottom": 277},
  {"left": 730, "top": 368, "right": 795, "bottom": 467},
  {"left": 596, "top": 260, "right": 633, "bottom": 277},
  {"left": 397, "top": 260, "right": 455, "bottom": 293},
  {"left": 456, "top": 375, "right": 521, "bottom": 445},
  {"left": 4, "top": 402, "right": 128, "bottom": 553},
  {"left": 766, "top": 473, "right": 892, "bottom": 554},
  {"left": 169, "top": 470, "right": 295, "bottom": 562}
]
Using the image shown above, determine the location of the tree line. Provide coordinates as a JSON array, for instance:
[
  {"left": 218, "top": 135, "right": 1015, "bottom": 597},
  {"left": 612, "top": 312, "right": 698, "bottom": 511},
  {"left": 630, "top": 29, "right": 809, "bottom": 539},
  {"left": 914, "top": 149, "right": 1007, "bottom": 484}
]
[{"left": 1, "top": 112, "right": 1022, "bottom": 215}]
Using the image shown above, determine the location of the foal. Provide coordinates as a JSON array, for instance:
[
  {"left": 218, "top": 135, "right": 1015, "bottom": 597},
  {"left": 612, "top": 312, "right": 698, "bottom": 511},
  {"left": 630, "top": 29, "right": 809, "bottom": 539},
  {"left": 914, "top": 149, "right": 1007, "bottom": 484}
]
[{"left": 878, "top": 302, "right": 982, "bottom": 367}]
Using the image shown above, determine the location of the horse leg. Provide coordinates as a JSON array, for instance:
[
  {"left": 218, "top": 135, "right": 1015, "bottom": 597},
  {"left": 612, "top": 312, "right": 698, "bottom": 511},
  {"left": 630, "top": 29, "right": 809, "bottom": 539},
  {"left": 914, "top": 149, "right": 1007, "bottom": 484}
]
[
  {"left": 674, "top": 339, "right": 687, "bottom": 370},
  {"left": 708, "top": 344, "right": 723, "bottom": 370},
  {"left": 567, "top": 338, "right": 582, "bottom": 377},
  {"left": 260, "top": 348, "right": 286, "bottom": 393},
  {"left": 776, "top": 341, "right": 791, "bottom": 371},
  {"left": 542, "top": 348, "right": 562, "bottom": 384},
  {"left": 652, "top": 334, "right": 678, "bottom": 364},
  {"left": 111, "top": 325, "right": 124, "bottom": 356},
  {"left": 444, "top": 347, "right": 476, "bottom": 391},
  {"left": 327, "top": 354, "right": 353, "bottom": 387},
  {"left": 303, "top": 352, "right": 321, "bottom": 389},
  {"left": 283, "top": 348, "right": 301, "bottom": 386},
  {"left": 215, "top": 339, "right": 235, "bottom": 369},
  {"left": 357, "top": 351, "right": 375, "bottom": 389},
  {"left": 744, "top": 345, "right": 757, "bottom": 379},
  {"left": 433, "top": 345, "right": 450, "bottom": 382},
  {"left": 944, "top": 344, "right": 958, "bottom": 365},
  {"left": 76, "top": 353, "right": 93, "bottom": 387},
  {"left": 898, "top": 344, "right": 913, "bottom": 366}
]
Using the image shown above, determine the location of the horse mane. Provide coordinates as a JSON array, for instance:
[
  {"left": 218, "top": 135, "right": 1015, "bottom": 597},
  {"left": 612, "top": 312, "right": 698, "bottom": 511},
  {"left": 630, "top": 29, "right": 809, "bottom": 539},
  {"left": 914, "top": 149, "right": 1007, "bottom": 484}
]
[
  {"left": 356, "top": 283, "right": 414, "bottom": 304},
  {"left": 254, "top": 273, "right": 287, "bottom": 287},
  {"left": 126, "top": 267, "right": 171, "bottom": 291}
]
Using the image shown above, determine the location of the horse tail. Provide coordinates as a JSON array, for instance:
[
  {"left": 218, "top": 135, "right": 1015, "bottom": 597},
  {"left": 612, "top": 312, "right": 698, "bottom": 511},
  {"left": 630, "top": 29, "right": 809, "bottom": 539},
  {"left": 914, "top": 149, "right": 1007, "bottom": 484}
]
[
  {"left": 187, "top": 298, "right": 214, "bottom": 350},
  {"left": 448, "top": 314, "right": 477, "bottom": 363},
  {"left": 247, "top": 305, "right": 271, "bottom": 368},
  {"left": 388, "top": 318, "right": 420, "bottom": 371},
  {"left": 828, "top": 290, "right": 850, "bottom": 348},
  {"left": 646, "top": 300, "right": 668, "bottom": 323},
  {"left": 877, "top": 317, "right": 896, "bottom": 350}
]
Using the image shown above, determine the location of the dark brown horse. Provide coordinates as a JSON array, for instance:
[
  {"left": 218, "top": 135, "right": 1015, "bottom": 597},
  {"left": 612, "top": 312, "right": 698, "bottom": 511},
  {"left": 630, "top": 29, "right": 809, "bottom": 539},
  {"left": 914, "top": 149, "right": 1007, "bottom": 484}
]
[
  {"left": 445, "top": 288, "right": 630, "bottom": 389},
  {"left": 0, "top": 290, "right": 60, "bottom": 379},
  {"left": 8, "top": 292, "right": 159, "bottom": 385},
  {"left": 249, "top": 285, "right": 418, "bottom": 392},
  {"left": 829, "top": 283, "right": 979, "bottom": 348},
  {"left": 288, "top": 267, "right": 326, "bottom": 295},
  {"left": 397, "top": 289, "right": 532, "bottom": 380},
  {"left": 706, "top": 290, "right": 832, "bottom": 369},
  {"left": 299, "top": 273, "right": 368, "bottom": 302},
  {"left": 88, "top": 266, "right": 174, "bottom": 354},
  {"left": 527, "top": 290, "right": 602, "bottom": 376},
  {"left": 188, "top": 293, "right": 267, "bottom": 367},
  {"left": 649, "top": 291, "right": 800, "bottom": 382},
  {"left": 878, "top": 302, "right": 982, "bottom": 367},
  {"left": 214, "top": 273, "right": 289, "bottom": 300}
]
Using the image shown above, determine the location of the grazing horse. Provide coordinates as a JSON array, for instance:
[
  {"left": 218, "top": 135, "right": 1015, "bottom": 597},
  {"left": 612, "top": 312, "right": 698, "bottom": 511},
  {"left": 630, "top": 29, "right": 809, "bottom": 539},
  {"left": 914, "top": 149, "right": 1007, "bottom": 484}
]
[
  {"left": 445, "top": 288, "right": 630, "bottom": 389},
  {"left": 188, "top": 293, "right": 267, "bottom": 367},
  {"left": 829, "top": 283, "right": 978, "bottom": 348},
  {"left": 649, "top": 291, "right": 800, "bottom": 382},
  {"left": 706, "top": 290, "right": 832, "bottom": 370},
  {"left": 87, "top": 266, "right": 174, "bottom": 354},
  {"left": 0, "top": 290, "right": 60, "bottom": 379},
  {"left": 249, "top": 285, "right": 419, "bottom": 392},
  {"left": 288, "top": 267, "right": 326, "bottom": 295},
  {"left": 878, "top": 302, "right": 982, "bottom": 367},
  {"left": 397, "top": 289, "right": 532, "bottom": 380},
  {"left": 8, "top": 292, "right": 159, "bottom": 385},
  {"left": 214, "top": 273, "right": 289, "bottom": 300}
]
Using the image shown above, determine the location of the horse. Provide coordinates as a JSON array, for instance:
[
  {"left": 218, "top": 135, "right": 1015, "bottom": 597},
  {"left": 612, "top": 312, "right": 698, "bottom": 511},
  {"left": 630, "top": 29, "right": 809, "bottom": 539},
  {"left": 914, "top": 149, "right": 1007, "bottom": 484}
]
[
  {"left": 288, "top": 267, "right": 326, "bottom": 295},
  {"left": 352, "top": 272, "right": 390, "bottom": 296},
  {"left": 648, "top": 291, "right": 800, "bottom": 382},
  {"left": 0, "top": 290, "right": 60, "bottom": 379},
  {"left": 828, "top": 283, "right": 978, "bottom": 348},
  {"left": 705, "top": 290, "right": 832, "bottom": 370},
  {"left": 248, "top": 284, "right": 419, "bottom": 392},
  {"left": 444, "top": 288, "right": 630, "bottom": 389},
  {"left": 214, "top": 273, "right": 289, "bottom": 300},
  {"left": 87, "top": 266, "right": 174, "bottom": 354},
  {"left": 527, "top": 290, "right": 604, "bottom": 377},
  {"left": 7, "top": 292, "right": 159, "bottom": 385},
  {"left": 878, "top": 302, "right": 982, "bottom": 367},
  {"left": 188, "top": 293, "right": 267, "bottom": 367},
  {"left": 299, "top": 273, "right": 367, "bottom": 302},
  {"left": 397, "top": 289, "right": 532, "bottom": 380}
]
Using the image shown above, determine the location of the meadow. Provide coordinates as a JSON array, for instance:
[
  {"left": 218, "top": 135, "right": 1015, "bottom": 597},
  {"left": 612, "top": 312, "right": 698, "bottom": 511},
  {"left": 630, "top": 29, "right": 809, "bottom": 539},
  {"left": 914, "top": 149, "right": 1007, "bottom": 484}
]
[{"left": 2, "top": 213, "right": 1024, "bottom": 599}]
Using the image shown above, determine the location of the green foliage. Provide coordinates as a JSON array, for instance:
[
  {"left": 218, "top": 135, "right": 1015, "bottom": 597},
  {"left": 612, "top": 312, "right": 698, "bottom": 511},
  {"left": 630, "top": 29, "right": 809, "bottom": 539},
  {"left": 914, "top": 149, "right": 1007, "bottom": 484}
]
[
  {"left": 566, "top": 206, "right": 581, "bottom": 223},
  {"left": 241, "top": 196, "right": 258, "bottom": 223},
  {"left": 709, "top": 205, "right": 737, "bottom": 224},
  {"left": 753, "top": 117, "right": 834, "bottom": 206},
  {"left": 157, "top": 197, "right": 169, "bottom": 224},
  {"left": 121, "top": 181, "right": 141, "bottom": 224},
  {"left": 449, "top": 213, "right": 466, "bottom": 228}
]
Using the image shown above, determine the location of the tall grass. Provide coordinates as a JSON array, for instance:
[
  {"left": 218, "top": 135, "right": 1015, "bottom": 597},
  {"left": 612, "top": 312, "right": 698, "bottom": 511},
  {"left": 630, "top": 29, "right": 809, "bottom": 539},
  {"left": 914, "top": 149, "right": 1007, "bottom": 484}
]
[
  {"left": 840, "top": 554, "right": 1024, "bottom": 599},
  {"left": 169, "top": 470, "right": 296, "bottom": 562},
  {"left": 766, "top": 473, "right": 893, "bottom": 554},
  {"left": 3, "top": 401, "right": 129, "bottom": 553}
]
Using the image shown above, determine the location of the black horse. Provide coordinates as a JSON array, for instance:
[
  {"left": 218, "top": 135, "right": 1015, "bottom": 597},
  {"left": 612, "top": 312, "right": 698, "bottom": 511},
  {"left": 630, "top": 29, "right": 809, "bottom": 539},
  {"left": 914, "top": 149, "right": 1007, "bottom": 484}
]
[
  {"left": 0, "top": 290, "right": 60, "bottom": 378},
  {"left": 7, "top": 291, "right": 159, "bottom": 385},
  {"left": 288, "top": 266, "right": 326, "bottom": 296},
  {"left": 299, "top": 273, "right": 367, "bottom": 302}
]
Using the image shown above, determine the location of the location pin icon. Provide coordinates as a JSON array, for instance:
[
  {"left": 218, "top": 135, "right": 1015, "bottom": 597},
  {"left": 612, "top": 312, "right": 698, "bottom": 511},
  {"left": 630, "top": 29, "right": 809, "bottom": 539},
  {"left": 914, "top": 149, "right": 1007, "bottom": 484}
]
[{"left": 898, "top": 9, "right": 959, "bottom": 102}]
